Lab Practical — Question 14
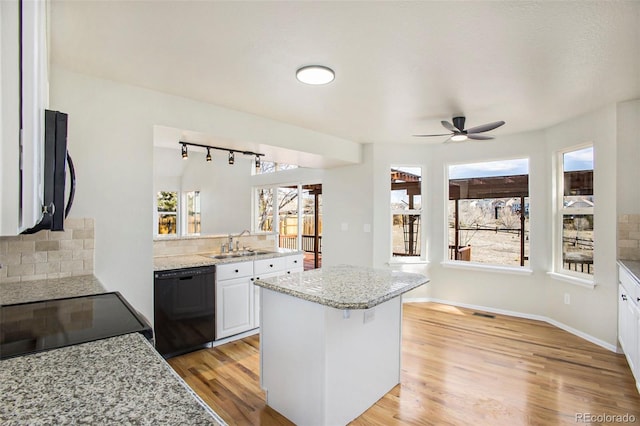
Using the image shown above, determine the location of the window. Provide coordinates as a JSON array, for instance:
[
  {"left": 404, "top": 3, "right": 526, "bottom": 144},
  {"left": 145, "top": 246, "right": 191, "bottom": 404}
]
[
  {"left": 254, "top": 161, "right": 299, "bottom": 175},
  {"left": 183, "top": 191, "right": 201, "bottom": 236},
  {"left": 391, "top": 167, "right": 422, "bottom": 259},
  {"left": 447, "top": 159, "right": 530, "bottom": 267},
  {"left": 156, "top": 190, "right": 201, "bottom": 237},
  {"left": 255, "top": 188, "right": 274, "bottom": 232},
  {"left": 157, "top": 191, "right": 178, "bottom": 236},
  {"left": 557, "top": 146, "right": 594, "bottom": 276},
  {"left": 254, "top": 184, "right": 323, "bottom": 269}
]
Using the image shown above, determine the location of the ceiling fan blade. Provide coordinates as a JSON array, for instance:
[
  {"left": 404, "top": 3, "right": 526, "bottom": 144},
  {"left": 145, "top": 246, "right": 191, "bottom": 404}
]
[
  {"left": 467, "top": 134, "right": 494, "bottom": 140},
  {"left": 413, "top": 133, "right": 452, "bottom": 137},
  {"left": 466, "top": 121, "right": 505, "bottom": 134},
  {"left": 441, "top": 121, "right": 456, "bottom": 132}
]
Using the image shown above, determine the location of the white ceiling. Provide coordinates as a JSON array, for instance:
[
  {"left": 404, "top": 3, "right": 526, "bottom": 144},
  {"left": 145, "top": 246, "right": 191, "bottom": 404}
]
[{"left": 50, "top": 1, "right": 640, "bottom": 146}]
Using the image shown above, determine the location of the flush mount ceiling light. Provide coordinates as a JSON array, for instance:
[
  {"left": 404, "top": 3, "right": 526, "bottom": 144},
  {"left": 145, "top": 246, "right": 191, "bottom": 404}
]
[
  {"left": 450, "top": 134, "right": 468, "bottom": 142},
  {"left": 296, "top": 65, "right": 335, "bottom": 85}
]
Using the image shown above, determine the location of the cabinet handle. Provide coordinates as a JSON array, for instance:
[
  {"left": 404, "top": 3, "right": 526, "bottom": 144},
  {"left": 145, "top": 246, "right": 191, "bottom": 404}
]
[
  {"left": 270, "top": 264, "right": 273, "bottom": 268},
  {"left": 235, "top": 269, "right": 239, "bottom": 273},
  {"left": 294, "top": 260, "right": 298, "bottom": 264},
  {"left": 287, "top": 271, "right": 291, "bottom": 274},
  {"left": 621, "top": 294, "right": 627, "bottom": 301}
]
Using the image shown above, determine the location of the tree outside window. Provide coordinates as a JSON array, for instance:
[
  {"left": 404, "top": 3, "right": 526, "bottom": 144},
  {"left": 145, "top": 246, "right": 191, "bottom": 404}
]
[{"left": 157, "top": 191, "right": 178, "bottom": 235}]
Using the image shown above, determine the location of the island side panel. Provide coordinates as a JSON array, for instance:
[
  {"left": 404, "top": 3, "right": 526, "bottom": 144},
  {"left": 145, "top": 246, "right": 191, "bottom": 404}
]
[
  {"left": 260, "top": 288, "right": 327, "bottom": 425},
  {"left": 324, "top": 297, "right": 402, "bottom": 425}
]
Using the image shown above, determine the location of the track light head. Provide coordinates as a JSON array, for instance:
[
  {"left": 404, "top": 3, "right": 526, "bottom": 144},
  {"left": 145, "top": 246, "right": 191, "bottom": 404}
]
[
  {"left": 206, "top": 148, "right": 212, "bottom": 162},
  {"left": 181, "top": 144, "right": 188, "bottom": 160},
  {"left": 228, "top": 151, "right": 235, "bottom": 165},
  {"left": 255, "top": 155, "right": 261, "bottom": 169}
]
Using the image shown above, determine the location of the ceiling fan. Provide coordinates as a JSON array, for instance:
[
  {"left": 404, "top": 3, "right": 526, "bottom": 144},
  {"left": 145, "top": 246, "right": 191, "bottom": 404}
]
[{"left": 414, "top": 116, "right": 505, "bottom": 142}]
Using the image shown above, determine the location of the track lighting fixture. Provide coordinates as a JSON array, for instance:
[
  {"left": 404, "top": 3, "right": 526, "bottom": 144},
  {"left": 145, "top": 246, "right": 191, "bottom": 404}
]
[{"left": 178, "top": 141, "right": 265, "bottom": 167}]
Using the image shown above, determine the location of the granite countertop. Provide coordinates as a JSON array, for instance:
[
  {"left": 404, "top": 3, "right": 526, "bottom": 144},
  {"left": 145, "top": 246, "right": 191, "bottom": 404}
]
[
  {"left": 0, "top": 332, "right": 225, "bottom": 425},
  {"left": 153, "top": 248, "right": 302, "bottom": 271},
  {"left": 254, "top": 264, "right": 429, "bottom": 309},
  {"left": 0, "top": 274, "right": 105, "bottom": 305},
  {"left": 619, "top": 259, "right": 640, "bottom": 283}
]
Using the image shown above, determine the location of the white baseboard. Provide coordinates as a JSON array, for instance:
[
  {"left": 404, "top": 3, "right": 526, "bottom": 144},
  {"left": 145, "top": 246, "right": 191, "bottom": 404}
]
[{"left": 402, "top": 297, "right": 617, "bottom": 353}]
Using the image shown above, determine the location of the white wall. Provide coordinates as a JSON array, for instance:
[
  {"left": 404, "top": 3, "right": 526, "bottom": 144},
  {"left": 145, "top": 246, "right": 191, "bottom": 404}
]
[
  {"left": 323, "top": 144, "right": 374, "bottom": 268},
  {"left": 617, "top": 99, "right": 640, "bottom": 214},
  {"left": 49, "top": 67, "right": 360, "bottom": 323},
  {"left": 179, "top": 150, "right": 253, "bottom": 235}
]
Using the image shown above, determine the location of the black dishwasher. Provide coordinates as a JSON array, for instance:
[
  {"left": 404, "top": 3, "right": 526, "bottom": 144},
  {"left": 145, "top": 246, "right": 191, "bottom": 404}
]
[{"left": 154, "top": 265, "right": 215, "bottom": 358}]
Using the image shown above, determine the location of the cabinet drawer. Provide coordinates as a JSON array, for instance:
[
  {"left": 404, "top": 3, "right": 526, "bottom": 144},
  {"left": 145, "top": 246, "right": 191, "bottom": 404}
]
[
  {"left": 254, "top": 257, "right": 286, "bottom": 276},
  {"left": 217, "top": 261, "right": 254, "bottom": 280},
  {"left": 619, "top": 266, "right": 640, "bottom": 304},
  {"left": 286, "top": 254, "right": 304, "bottom": 271}
]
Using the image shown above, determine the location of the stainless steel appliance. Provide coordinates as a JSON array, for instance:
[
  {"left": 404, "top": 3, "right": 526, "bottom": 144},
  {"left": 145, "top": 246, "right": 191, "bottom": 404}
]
[
  {"left": 154, "top": 265, "right": 216, "bottom": 358},
  {"left": 0, "top": 292, "right": 152, "bottom": 360}
]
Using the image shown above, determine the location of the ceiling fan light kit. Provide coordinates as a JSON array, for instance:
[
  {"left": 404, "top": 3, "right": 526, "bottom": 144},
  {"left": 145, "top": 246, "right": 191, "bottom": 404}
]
[{"left": 414, "top": 116, "right": 506, "bottom": 143}]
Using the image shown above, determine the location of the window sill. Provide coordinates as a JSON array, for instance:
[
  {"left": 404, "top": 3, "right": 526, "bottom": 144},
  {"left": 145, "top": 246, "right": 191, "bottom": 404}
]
[
  {"left": 547, "top": 272, "right": 595, "bottom": 289},
  {"left": 440, "top": 261, "right": 533, "bottom": 275},
  {"left": 388, "top": 258, "right": 429, "bottom": 265}
]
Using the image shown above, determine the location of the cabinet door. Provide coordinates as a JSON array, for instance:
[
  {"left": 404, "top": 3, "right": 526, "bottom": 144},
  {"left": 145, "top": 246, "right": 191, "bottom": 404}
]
[
  {"left": 216, "top": 276, "right": 254, "bottom": 340},
  {"left": 0, "top": 0, "right": 48, "bottom": 235}
]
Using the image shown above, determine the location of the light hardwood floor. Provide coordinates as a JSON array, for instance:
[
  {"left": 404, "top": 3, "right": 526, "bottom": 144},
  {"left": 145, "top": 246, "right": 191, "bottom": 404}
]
[{"left": 168, "top": 303, "right": 640, "bottom": 425}]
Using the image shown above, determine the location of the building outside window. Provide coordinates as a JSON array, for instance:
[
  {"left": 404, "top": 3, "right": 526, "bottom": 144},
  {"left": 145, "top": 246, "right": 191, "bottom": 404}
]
[
  {"left": 391, "top": 167, "right": 422, "bottom": 259},
  {"left": 557, "top": 146, "right": 594, "bottom": 276},
  {"left": 447, "top": 158, "right": 530, "bottom": 267}
]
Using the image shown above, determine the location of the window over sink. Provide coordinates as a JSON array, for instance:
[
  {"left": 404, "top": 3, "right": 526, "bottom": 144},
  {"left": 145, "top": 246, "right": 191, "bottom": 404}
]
[{"left": 155, "top": 190, "right": 201, "bottom": 237}]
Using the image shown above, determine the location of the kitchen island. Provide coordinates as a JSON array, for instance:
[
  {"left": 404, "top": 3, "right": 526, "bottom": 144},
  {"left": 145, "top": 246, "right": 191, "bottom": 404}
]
[{"left": 255, "top": 264, "right": 429, "bottom": 426}]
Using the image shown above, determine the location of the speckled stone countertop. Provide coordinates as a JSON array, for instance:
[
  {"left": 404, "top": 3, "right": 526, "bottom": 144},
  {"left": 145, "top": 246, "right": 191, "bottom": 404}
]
[
  {"left": 0, "top": 332, "right": 225, "bottom": 425},
  {"left": 255, "top": 264, "right": 429, "bottom": 309},
  {"left": 0, "top": 274, "right": 105, "bottom": 305},
  {"left": 153, "top": 248, "right": 302, "bottom": 271},
  {"left": 619, "top": 260, "right": 640, "bottom": 283}
]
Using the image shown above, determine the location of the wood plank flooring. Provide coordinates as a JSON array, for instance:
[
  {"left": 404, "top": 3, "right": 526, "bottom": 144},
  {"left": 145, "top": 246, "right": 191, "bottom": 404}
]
[{"left": 168, "top": 303, "right": 640, "bottom": 425}]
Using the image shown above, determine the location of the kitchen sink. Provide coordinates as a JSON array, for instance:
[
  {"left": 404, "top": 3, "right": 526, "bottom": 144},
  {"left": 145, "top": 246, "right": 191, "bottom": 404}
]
[{"left": 209, "top": 250, "right": 271, "bottom": 259}]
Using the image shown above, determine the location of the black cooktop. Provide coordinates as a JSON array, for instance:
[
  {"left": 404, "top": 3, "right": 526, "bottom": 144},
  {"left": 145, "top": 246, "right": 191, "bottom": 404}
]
[{"left": 0, "top": 292, "right": 153, "bottom": 360}]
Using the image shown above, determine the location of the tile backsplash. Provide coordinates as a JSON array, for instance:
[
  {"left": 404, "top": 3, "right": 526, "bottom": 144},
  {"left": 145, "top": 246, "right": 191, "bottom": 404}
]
[
  {"left": 0, "top": 218, "right": 94, "bottom": 283},
  {"left": 153, "top": 233, "right": 277, "bottom": 257},
  {"left": 618, "top": 214, "right": 640, "bottom": 261}
]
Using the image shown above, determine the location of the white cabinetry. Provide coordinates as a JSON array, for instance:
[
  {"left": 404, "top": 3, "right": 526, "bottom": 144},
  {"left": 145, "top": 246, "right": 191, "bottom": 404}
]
[
  {"left": 215, "top": 253, "right": 304, "bottom": 340},
  {"left": 215, "top": 261, "right": 254, "bottom": 340},
  {"left": 618, "top": 265, "right": 640, "bottom": 392},
  {"left": 253, "top": 254, "right": 304, "bottom": 328},
  {"left": 1, "top": 0, "right": 48, "bottom": 235}
]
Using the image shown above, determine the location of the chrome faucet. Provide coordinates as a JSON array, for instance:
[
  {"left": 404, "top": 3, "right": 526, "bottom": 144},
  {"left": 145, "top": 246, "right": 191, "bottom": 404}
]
[{"left": 231, "top": 230, "right": 251, "bottom": 252}]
